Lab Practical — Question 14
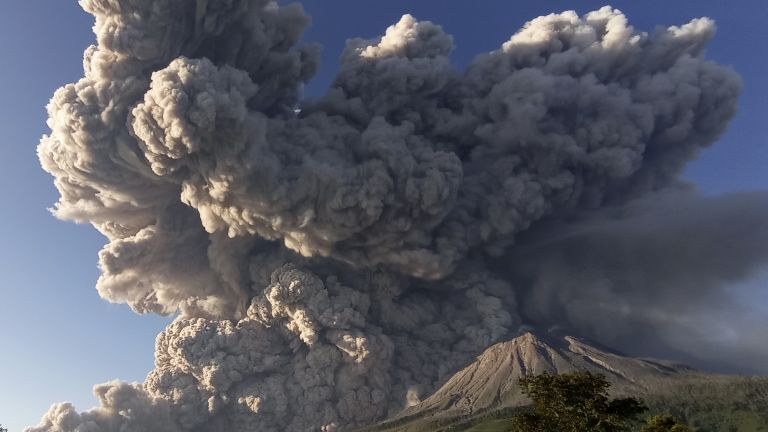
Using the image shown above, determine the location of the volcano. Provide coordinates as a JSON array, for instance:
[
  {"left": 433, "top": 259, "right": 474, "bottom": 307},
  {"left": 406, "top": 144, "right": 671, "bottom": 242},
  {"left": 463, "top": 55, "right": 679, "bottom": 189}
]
[
  {"left": 28, "top": 0, "right": 768, "bottom": 430},
  {"left": 362, "top": 332, "right": 768, "bottom": 432}
]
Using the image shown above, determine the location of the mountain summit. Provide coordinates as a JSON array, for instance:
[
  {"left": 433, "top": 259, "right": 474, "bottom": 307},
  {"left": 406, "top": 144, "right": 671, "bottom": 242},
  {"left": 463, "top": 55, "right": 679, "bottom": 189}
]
[
  {"left": 362, "top": 332, "right": 768, "bottom": 432},
  {"left": 403, "top": 332, "right": 691, "bottom": 415}
]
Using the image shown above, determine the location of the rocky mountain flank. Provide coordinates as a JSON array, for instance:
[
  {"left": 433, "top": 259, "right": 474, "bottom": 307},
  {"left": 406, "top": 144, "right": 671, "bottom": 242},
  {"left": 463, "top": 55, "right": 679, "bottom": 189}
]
[
  {"left": 403, "top": 332, "right": 693, "bottom": 415},
  {"left": 361, "top": 332, "right": 768, "bottom": 431}
]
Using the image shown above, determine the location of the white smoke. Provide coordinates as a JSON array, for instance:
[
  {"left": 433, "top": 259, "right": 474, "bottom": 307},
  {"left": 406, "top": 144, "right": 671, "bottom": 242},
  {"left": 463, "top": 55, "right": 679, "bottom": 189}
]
[{"left": 29, "top": 2, "right": 750, "bottom": 431}]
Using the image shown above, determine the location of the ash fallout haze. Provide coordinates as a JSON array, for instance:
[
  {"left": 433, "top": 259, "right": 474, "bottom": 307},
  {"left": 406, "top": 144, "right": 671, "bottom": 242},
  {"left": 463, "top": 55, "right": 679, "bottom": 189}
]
[{"left": 0, "top": 0, "right": 766, "bottom": 431}]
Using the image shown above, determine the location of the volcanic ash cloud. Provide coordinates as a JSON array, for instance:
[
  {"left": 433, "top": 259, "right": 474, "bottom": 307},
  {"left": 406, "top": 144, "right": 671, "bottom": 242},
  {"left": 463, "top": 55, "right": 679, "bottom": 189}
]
[{"left": 29, "top": 1, "right": 744, "bottom": 431}]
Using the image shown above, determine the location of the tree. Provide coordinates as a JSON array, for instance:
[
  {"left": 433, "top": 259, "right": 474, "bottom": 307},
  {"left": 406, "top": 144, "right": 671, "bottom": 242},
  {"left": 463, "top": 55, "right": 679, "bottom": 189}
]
[
  {"left": 512, "top": 372, "right": 647, "bottom": 432},
  {"left": 642, "top": 415, "right": 694, "bottom": 432}
]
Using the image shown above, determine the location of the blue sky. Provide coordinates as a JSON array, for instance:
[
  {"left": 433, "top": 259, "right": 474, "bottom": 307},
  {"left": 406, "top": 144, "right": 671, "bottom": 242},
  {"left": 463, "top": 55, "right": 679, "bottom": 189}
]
[{"left": 0, "top": 1, "right": 765, "bottom": 430}]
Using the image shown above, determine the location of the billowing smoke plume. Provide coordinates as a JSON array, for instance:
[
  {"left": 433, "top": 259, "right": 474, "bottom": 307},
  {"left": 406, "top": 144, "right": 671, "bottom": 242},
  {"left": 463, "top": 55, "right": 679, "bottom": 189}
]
[
  {"left": 504, "top": 188, "right": 768, "bottom": 374},
  {"left": 29, "top": 1, "right": 757, "bottom": 431}
]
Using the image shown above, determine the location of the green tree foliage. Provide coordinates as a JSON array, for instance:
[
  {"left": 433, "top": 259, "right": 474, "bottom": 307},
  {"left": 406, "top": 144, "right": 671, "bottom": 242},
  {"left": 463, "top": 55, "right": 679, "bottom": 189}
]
[
  {"left": 512, "top": 372, "right": 647, "bottom": 432},
  {"left": 641, "top": 415, "right": 694, "bottom": 432}
]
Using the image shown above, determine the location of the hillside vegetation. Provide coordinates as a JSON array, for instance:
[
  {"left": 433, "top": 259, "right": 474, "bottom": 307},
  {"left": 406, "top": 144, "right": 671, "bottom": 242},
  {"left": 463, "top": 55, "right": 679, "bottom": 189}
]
[
  {"left": 358, "top": 333, "right": 768, "bottom": 432},
  {"left": 361, "top": 378, "right": 768, "bottom": 431}
]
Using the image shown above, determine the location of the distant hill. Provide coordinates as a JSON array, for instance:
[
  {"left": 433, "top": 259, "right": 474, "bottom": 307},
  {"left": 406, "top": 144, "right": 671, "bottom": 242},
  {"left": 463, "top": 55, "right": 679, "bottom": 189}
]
[{"left": 358, "top": 332, "right": 768, "bottom": 432}]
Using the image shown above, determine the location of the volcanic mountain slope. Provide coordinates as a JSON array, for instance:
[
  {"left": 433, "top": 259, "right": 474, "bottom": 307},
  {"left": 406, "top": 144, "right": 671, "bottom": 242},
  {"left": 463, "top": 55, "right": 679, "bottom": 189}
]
[{"left": 360, "top": 332, "right": 768, "bottom": 432}]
